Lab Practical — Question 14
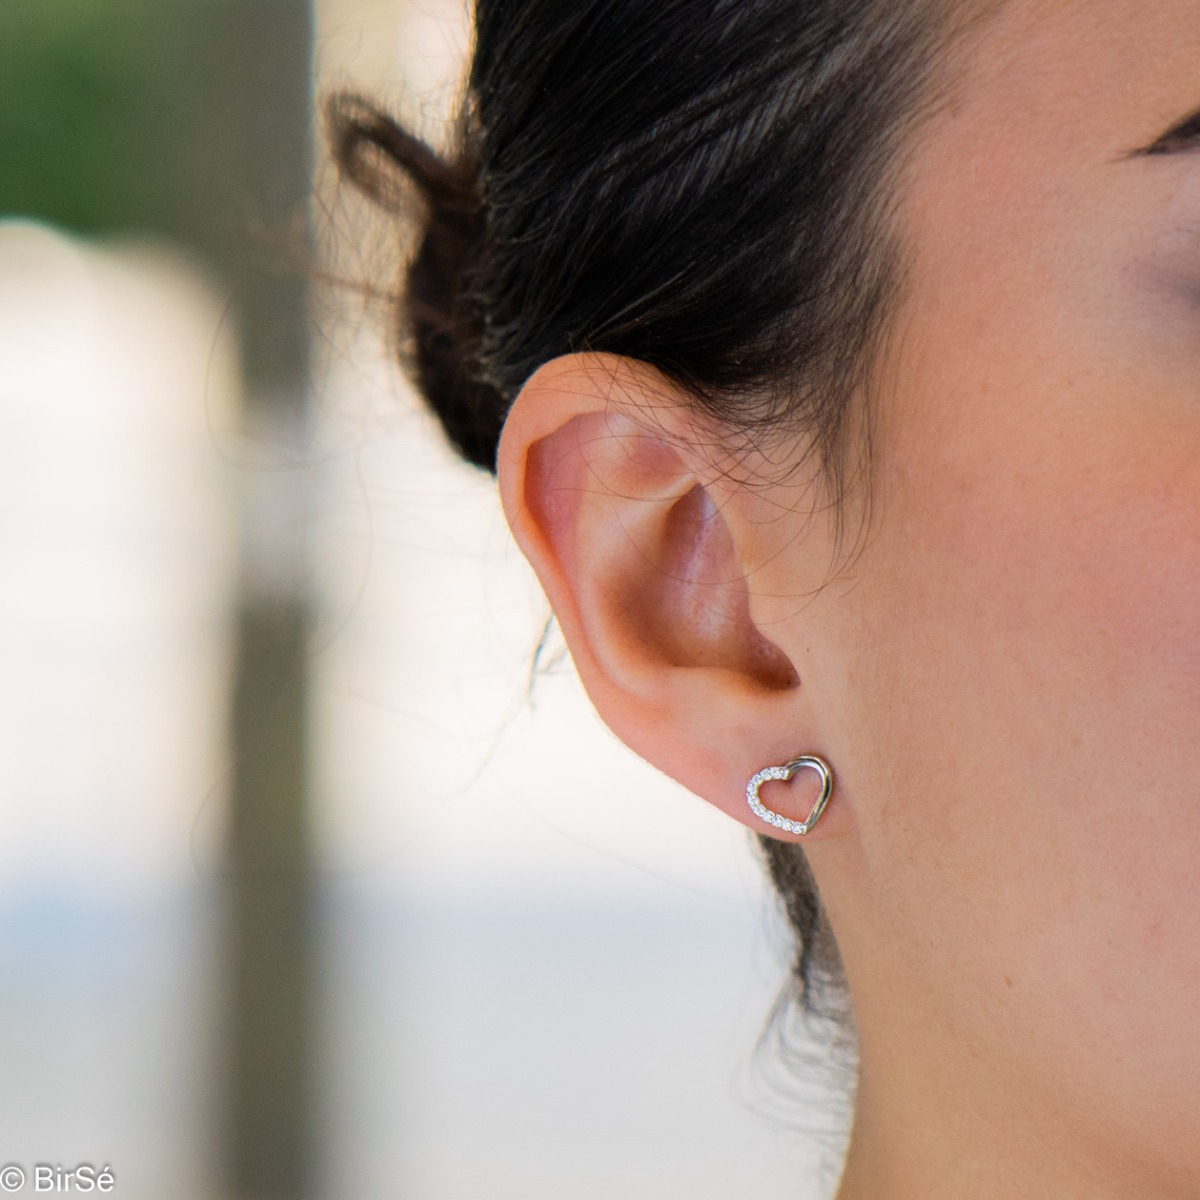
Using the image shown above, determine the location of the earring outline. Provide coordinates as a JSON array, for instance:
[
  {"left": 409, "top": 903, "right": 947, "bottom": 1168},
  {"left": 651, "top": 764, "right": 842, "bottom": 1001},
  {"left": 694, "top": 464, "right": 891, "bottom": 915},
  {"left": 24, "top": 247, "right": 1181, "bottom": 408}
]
[{"left": 746, "top": 755, "right": 833, "bottom": 836}]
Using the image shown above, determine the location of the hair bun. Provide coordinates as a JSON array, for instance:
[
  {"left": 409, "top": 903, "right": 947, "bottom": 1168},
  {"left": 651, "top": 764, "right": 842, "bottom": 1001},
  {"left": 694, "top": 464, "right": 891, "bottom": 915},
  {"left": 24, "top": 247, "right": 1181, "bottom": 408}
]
[{"left": 325, "top": 94, "right": 505, "bottom": 473}]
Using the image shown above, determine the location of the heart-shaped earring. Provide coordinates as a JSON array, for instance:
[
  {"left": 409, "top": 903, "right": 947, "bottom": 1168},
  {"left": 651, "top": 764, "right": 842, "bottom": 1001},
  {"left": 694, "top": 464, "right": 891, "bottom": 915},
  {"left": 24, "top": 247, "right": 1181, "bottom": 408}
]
[{"left": 746, "top": 755, "right": 834, "bottom": 835}]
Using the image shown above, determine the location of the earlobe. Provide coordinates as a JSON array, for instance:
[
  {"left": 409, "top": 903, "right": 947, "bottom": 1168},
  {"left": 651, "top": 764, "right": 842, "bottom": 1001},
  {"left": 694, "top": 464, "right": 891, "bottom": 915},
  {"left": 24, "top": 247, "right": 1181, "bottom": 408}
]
[{"left": 496, "top": 352, "right": 843, "bottom": 841}]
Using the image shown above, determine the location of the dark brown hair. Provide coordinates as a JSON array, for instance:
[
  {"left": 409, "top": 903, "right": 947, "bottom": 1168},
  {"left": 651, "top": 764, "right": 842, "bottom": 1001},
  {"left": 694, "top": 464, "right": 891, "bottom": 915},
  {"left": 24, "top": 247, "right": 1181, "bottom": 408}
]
[{"left": 327, "top": 0, "right": 959, "bottom": 1014}]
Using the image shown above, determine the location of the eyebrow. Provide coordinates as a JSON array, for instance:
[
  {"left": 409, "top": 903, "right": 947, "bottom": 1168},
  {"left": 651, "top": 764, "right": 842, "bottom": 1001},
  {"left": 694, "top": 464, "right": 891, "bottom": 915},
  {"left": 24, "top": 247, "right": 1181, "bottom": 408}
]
[{"left": 1134, "top": 106, "right": 1200, "bottom": 157}]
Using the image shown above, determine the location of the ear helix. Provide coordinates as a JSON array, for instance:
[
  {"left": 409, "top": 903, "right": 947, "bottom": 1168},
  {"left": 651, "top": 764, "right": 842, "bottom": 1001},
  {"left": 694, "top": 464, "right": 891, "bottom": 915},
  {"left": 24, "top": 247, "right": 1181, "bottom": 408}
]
[{"left": 746, "top": 755, "right": 834, "bottom": 835}]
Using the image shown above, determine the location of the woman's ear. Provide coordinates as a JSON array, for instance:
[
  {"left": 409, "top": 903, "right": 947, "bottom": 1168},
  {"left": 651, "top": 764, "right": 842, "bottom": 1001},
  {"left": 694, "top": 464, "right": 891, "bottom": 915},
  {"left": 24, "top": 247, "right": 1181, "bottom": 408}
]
[{"left": 497, "top": 352, "right": 845, "bottom": 841}]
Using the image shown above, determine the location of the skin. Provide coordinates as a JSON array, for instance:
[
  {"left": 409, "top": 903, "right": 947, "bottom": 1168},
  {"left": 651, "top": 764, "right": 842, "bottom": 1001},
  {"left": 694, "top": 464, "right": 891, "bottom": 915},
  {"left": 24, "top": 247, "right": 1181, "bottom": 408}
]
[{"left": 495, "top": 1, "right": 1200, "bottom": 1196}]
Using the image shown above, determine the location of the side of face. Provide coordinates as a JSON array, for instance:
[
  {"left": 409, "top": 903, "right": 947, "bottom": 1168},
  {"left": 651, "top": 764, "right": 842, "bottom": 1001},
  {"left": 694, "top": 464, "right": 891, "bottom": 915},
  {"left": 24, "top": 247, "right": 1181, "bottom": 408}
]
[
  {"left": 811, "top": 0, "right": 1200, "bottom": 1175},
  {"left": 496, "top": 0, "right": 1200, "bottom": 1185}
]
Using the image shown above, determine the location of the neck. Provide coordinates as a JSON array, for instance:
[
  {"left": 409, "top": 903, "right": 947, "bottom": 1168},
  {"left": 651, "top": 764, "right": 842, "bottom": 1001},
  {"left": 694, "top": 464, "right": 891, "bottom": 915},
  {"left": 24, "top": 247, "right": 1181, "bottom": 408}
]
[{"left": 831, "top": 1016, "right": 1187, "bottom": 1200}]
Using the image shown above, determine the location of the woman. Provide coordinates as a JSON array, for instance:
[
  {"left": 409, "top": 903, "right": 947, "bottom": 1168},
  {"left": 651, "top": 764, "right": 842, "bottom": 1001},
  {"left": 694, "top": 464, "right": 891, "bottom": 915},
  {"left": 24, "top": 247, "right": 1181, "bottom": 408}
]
[{"left": 329, "top": 0, "right": 1200, "bottom": 1194}]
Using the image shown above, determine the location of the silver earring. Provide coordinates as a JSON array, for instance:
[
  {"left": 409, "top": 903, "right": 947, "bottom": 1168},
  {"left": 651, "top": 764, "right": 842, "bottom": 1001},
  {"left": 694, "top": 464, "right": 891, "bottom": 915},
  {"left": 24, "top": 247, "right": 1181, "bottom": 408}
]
[{"left": 746, "top": 755, "right": 834, "bottom": 835}]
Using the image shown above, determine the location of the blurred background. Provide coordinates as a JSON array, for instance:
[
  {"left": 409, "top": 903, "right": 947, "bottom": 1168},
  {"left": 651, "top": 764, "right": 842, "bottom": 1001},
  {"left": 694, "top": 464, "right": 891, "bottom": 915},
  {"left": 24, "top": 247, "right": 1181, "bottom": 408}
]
[{"left": 0, "top": 2, "right": 849, "bottom": 1197}]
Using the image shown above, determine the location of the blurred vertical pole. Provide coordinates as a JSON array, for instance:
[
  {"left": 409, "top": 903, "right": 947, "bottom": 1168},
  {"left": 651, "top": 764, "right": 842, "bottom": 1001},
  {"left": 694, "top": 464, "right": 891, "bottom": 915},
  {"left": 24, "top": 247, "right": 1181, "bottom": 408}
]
[{"left": 193, "top": 3, "right": 317, "bottom": 1198}]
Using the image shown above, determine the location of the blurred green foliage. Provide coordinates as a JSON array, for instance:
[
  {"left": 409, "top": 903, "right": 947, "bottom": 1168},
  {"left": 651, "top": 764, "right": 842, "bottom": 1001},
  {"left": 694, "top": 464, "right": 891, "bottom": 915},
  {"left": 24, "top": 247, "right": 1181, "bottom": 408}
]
[
  {"left": 0, "top": 0, "right": 235, "bottom": 249},
  {"left": 0, "top": 0, "right": 314, "bottom": 393}
]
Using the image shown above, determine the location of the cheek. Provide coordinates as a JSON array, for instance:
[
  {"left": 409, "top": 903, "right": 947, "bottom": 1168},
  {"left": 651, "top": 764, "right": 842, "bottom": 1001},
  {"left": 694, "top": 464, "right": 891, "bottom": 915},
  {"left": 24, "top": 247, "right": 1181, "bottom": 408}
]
[
  {"left": 984, "top": 457, "right": 1200, "bottom": 730},
  {"left": 847, "top": 386, "right": 1200, "bottom": 1078}
]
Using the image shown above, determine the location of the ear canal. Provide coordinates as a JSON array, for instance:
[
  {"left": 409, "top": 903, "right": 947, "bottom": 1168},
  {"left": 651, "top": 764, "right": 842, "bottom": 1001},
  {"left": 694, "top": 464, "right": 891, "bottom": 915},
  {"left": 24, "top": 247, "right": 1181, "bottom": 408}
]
[{"left": 624, "top": 482, "right": 799, "bottom": 689}]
